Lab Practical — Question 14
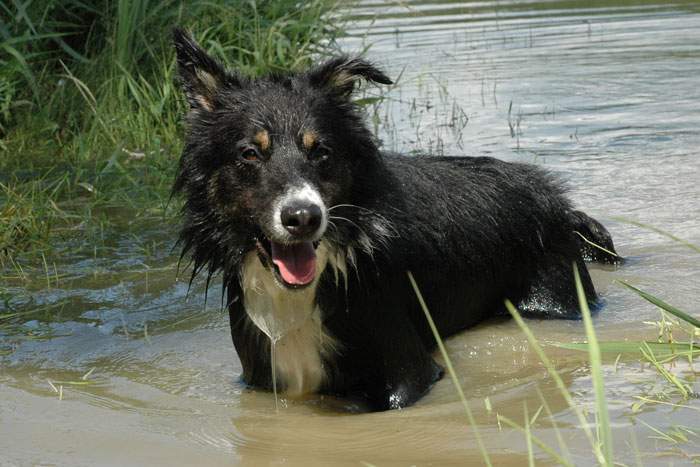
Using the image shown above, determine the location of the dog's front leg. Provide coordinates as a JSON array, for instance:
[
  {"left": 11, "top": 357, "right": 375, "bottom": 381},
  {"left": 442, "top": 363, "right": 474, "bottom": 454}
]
[
  {"left": 339, "top": 285, "right": 444, "bottom": 411},
  {"left": 227, "top": 283, "right": 274, "bottom": 390}
]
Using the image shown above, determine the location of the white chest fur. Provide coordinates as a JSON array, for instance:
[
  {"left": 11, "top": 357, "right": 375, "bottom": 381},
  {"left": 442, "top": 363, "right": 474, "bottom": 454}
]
[{"left": 240, "top": 244, "right": 340, "bottom": 396}]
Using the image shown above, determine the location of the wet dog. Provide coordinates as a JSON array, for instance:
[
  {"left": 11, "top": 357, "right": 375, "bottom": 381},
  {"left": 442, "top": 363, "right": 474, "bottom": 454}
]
[{"left": 172, "top": 29, "right": 620, "bottom": 411}]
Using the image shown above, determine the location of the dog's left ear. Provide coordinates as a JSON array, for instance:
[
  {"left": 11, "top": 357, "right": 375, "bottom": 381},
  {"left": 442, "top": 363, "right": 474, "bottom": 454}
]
[
  {"left": 307, "top": 56, "right": 393, "bottom": 96},
  {"left": 173, "top": 28, "right": 231, "bottom": 111}
]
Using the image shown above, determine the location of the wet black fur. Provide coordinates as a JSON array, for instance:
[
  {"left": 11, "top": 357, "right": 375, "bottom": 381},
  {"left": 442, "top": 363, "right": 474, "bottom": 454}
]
[{"left": 172, "top": 29, "right": 621, "bottom": 411}]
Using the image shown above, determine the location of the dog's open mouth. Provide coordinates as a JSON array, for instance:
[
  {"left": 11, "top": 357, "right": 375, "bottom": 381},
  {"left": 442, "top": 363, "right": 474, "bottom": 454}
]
[{"left": 256, "top": 238, "right": 320, "bottom": 289}]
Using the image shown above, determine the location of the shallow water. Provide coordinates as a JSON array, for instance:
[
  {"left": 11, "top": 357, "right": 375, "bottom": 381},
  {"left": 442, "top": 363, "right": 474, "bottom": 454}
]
[{"left": 2, "top": 1, "right": 700, "bottom": 465}]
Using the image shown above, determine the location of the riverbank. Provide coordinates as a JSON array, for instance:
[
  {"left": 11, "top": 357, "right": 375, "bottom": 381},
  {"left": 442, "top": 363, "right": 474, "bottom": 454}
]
[{"left": 1, "top": 0, "right": 341, "bottom": 263}]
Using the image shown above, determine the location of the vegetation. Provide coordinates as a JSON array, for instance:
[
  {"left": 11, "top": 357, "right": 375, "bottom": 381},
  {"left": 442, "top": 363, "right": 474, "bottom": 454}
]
[
  {"left": 0, "top": 0, "right": 341, "bottom": 262},
  {"left": 410, "top": 265, "right": 699, "bottom": 466},
  {"left": 409, "top": 229, "right": 700, "bottom": 466},
  {"left": 2, "top": 1, "right": 699, "bottom": 464}
]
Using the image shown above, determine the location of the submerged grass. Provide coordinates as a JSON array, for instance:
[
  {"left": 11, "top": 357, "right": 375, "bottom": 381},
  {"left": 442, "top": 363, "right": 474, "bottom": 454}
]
[{"left": 1, "top": 0, "right": 342, "bottom": 266}]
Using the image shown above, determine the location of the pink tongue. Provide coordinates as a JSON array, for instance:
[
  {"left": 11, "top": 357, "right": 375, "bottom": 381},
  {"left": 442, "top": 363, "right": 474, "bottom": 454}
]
[{"left": 271, "top": 242, "right": 317, "bottom": 285}]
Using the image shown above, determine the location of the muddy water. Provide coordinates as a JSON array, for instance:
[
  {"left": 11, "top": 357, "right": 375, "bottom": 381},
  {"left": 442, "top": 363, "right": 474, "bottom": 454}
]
[{"left": 2, "top": 1, "right": 700, "bottom": 465}]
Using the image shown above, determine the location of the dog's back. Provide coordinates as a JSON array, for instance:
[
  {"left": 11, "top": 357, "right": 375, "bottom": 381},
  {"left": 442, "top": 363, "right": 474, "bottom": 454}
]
[{"left": 310, "top": 154, "right": 616, "bottom": 408}]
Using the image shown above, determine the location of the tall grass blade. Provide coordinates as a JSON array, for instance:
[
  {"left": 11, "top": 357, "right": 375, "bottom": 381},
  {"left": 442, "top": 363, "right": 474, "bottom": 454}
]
[
  {"left": 617, "top": 281, "right": 700, "bottom": 328},
  {"left": 573, "top": 231, "right": 621, "bottom": 259},
  {"left": 496, "top": 414, "right": 574, "bottom": 467},
  {"left": 637, "top": 419, "right": 677, "bottom": 444},
  {"left": 535, "top": 386, "right": 573, "bottom": 463},
  {"left": 555, "top": 341, "right": 699, "bottom": 357},
  {"left": 0, "top": 42, "right": 39, "bottom": 99},
  {"left": 524, "top": 403, "right": 535, "bottom": 467},
  {"left": 574, "top": 264, "right": 613, "bottom": 466},
  {"left": 504, "top": 300, "right": 604, "bottom": 464},
  {"left": 613, "top": 217, "right": 700, "bottom": 254},
  {"left": 639, "top": 343, "right": 690, "bottom": 398},
  {"left": 407, "top": 271, "right": 492, "bottom": 467}
]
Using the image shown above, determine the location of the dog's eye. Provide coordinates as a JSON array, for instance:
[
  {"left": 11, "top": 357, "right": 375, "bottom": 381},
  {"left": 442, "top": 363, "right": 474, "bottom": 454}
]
[
  {"left": 309, "top": 145, "right": 331, "bottom": 162},
  {"left": 240, "top": 148, "right": 260, "bottom": 162}
]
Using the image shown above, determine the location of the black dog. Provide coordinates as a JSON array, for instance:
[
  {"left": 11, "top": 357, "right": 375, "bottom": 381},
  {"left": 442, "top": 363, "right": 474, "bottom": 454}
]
[{"left": 172, "top": 29, "right": 620, "bottom": 411}]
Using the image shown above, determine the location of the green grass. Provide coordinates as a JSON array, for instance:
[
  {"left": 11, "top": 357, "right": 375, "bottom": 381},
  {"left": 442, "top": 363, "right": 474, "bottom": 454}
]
[
  {"left": 506, "top": 276, "right": 699, "bottom": 465},
  {"left": 0, "top": 0, "right": 342, "bottom": 265},
  {"left": 410, "top": 263, "right": 699, "bottom": 465},
  {"left": 4, "top": 2, "right": 699, "bottom": 462},
  {"left": 573, "top": 264, "right": 613, "bottom": 466},
  {"left": 503, "top": 299, "right": 605, "bottom": 465},
  {"left": 612, "top": 217, "right": 700, "bottom": 254}
]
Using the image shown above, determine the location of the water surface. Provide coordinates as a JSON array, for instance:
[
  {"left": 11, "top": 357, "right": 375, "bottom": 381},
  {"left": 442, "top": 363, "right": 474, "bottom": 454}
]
[{"left": 2, "top": 1, "right": 700, "bottom": 465}]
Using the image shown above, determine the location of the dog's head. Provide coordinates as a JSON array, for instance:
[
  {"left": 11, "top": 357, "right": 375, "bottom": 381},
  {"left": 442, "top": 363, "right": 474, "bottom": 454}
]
[{"left": 172, "top": 29, "right": 392, "bottom": 290}]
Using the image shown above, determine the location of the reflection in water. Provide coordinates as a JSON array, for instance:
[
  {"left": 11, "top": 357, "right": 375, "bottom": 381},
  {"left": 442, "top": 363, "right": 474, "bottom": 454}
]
[{"left": 1, "top": 1, "right": 699, "bottom": 465}]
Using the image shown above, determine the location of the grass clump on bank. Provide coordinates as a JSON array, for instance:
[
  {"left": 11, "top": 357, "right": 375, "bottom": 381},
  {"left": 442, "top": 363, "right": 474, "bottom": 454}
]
[{"left": 1, "top": 0, "right": 341, "bottom": 263}]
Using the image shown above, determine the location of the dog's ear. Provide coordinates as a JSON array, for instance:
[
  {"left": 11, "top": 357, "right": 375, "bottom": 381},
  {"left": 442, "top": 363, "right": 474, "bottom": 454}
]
[
  {"left": 307, "top": 56, "right": 393, "bottom": 96},
  {"left": 173, "top": 28, "right": 231, "bottom": 111}
]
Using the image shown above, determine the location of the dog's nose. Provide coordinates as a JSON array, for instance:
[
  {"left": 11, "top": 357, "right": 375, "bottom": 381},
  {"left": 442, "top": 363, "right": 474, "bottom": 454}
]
[{"left": 281, "top": 204, "right": 322, "bottom": 237}]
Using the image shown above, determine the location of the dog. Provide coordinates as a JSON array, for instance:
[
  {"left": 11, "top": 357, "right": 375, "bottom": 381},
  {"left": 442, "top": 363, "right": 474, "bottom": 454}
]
[{"left": 171, "top": 29, "right": 621, "bottom": 411}]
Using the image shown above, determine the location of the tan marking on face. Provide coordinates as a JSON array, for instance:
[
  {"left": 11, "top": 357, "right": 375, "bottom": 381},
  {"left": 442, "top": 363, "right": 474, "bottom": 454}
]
[
  {"left": 195, "top": 95, "right": 214, "bottom": 112},
  {"left": 254, "top": 130, "right": 270, "bottom": 151},
  {"left": 302, "top": 131, "right": 317, "bottom": 150}
]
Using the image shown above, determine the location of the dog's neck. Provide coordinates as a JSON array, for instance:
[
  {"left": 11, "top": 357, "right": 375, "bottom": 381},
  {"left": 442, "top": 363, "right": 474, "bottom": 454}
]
[{"left": 240, "top": 242, "right": 342, "bottom": 396}]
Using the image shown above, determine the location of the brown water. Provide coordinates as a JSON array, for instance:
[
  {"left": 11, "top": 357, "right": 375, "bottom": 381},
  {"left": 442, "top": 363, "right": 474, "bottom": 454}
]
[{"left": 2, "top": 1, "right": 700, "bottom": 465}]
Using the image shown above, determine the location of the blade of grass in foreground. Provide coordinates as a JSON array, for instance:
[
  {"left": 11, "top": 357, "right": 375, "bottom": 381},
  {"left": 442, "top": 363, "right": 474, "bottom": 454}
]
[
  {"left": 495, "top": 413, "right": 574, "bottom": 467},
  {"left": 407, "top": 271, "right": 492, "bottom": 467},
  {"left": 573, "top": 231, "right": 621, "bottom": 259},
  {"left": 504, "top": 300, "right": 604, "bottom": 464},
  {"left": 613, "top": 217, "right": 700, "bottom": 254},
  {"left": 574, "top": 265, "right": 613, "bottom": 467},
  {"left": 617, "top": 281, "right": 700, "bottom": 329},
  {"left": 639, "top": 342, "right": 691, "bottom": 399},
  {"left": 556, "top": 341, "right": 699, "bottom": 357},
  {"left": 524, "top": 403, "right": 535, "bottom": 467},
  {"left": 536, "top": 386, "right": 573, "bottom": 462}
]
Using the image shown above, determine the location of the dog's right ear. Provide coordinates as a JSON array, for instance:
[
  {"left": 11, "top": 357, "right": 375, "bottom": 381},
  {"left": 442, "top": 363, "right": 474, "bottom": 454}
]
[
  {"left": 173, "top": 28, "right": 231, "bottom": 111},
  {"left": 307, "top": 56, "right": 393, "bottom": 96}
]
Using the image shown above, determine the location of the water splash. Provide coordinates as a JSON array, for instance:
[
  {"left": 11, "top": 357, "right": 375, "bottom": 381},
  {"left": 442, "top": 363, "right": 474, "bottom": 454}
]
[{"left": 270, "top": 339, "right": 279, "bottom": 412}]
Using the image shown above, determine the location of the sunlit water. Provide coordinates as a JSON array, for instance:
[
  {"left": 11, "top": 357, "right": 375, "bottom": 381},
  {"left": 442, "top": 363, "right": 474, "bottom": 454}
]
[{"left": 2, "top": 2, "right": 700, "bottom": 465}]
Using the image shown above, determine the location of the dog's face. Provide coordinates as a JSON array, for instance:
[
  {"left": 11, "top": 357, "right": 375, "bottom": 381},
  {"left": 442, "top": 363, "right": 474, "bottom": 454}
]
[{"left": 173, "top": 29, "right": 392, "bottom": 290}]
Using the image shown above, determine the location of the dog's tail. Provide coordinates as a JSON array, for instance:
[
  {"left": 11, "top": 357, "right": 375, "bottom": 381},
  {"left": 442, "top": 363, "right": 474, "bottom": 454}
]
[{"left": 570, "top": 210, "right": 623, "bottom": 265}]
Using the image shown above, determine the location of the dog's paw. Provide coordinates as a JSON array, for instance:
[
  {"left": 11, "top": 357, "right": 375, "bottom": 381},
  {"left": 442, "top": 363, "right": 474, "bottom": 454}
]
[{"left": 368, "top": 360, "right": 444, "bottom": 411}]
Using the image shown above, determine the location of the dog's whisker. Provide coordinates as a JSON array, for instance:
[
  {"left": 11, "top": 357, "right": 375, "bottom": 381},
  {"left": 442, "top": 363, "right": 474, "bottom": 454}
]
[
  {"left": 330, "top": 205, "right": 396, "bottom": 232},
  {"left": 329, "top": 216, "right": 372, "bottom": 243},
  {"left": 328, "top": 203, "right": 373, "bottom": 212},
  {"left": 329, "top": 215, "right": 365, "bottom": 231},
  {"left": 326, "top": 220, "right": 341, "bottom": 235}
]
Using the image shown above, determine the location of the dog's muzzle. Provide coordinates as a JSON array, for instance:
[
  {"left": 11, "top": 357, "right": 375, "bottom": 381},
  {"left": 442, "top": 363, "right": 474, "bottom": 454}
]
[{"left": 259, "top": 186, "right": 327, "bottom": 289}]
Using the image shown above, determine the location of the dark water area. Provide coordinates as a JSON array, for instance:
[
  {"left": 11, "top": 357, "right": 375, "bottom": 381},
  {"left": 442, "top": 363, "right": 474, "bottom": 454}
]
[{"left": 1, "top": 1, "right": 699, "bottom": 465}]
